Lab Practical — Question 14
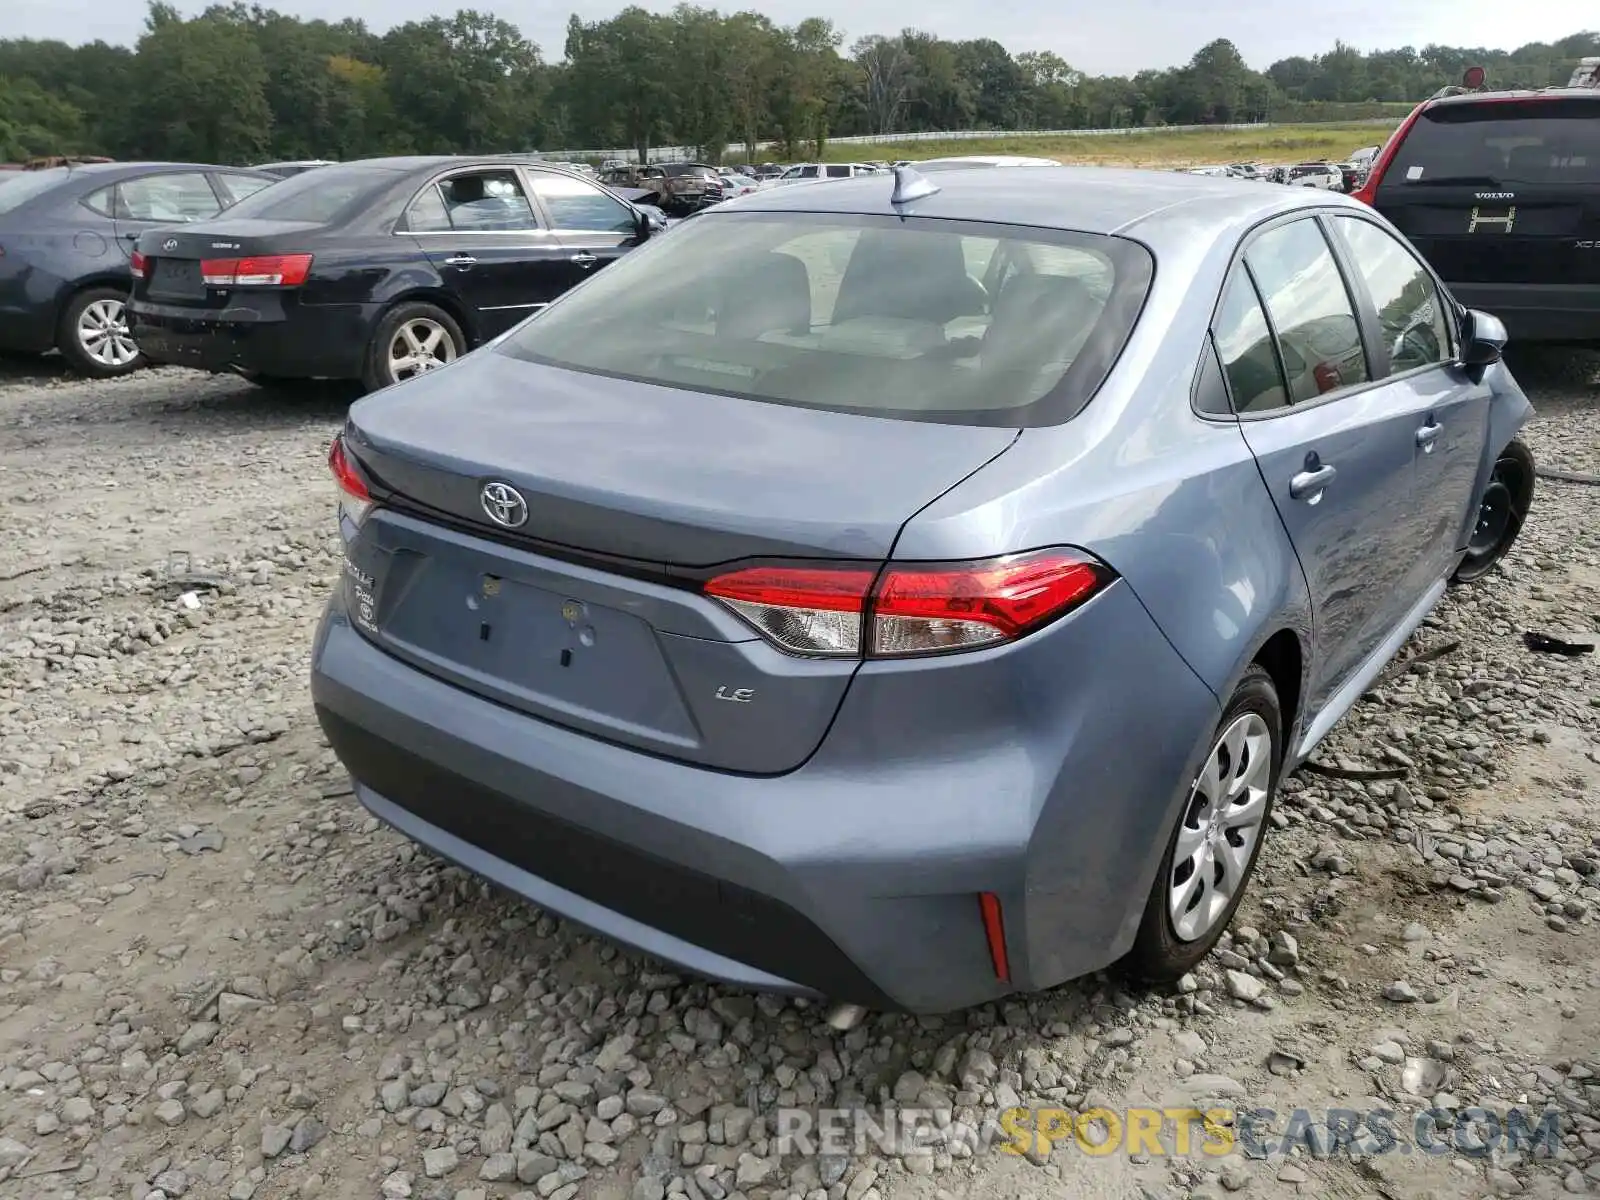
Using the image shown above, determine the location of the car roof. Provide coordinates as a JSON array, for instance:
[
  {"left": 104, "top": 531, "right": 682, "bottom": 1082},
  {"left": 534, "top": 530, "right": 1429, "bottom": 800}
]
[
  {"left": 725, "top": 165, "right": 1350, "bottom": 237},
  {"left": 1426, "top": 86, "right": 1600, "bottom": 109},
  {"left": 38, "top": 161, "right": 271, "bottom": 178}
]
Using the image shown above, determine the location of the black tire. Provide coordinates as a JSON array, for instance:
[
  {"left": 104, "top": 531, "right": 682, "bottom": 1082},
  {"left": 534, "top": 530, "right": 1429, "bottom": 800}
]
[
  {"left": 1450, "top": 439, "right": 1534, "bottom": 585},
  {"left": 57, "top": 286, "right": 144, "bottom": 378},
  {"left": 361, "top": 302, "right": 466, "bottom": 394},
  {"left": 1124, "top": 665, "right": 1283, "bottom": 983}
]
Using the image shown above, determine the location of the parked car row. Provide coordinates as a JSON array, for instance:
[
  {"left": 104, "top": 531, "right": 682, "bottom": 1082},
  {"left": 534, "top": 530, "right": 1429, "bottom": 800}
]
[{"left": 0, "top": 155, "right": 668, "bottom": 388}]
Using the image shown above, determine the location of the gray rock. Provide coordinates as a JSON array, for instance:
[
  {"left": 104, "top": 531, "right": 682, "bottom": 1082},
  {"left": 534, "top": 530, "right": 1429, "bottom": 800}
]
[
  {"left": 1383, "top": 980, "right": 1419, "bottom": 1003},
  {"left": 481, "top": 1154, "right": 517, "bottom": 1182},
  {"left": 1225, "top": 970, "right": 1265, "bottom": 1002},
  {"left": 290, "top": 1116, "right": 328, "bottom": 1153},
  {"left": 154, "top": 1098, "right": 187, "bottom": 1127},
  {"left": 218, "top": 993, "right": 266, "bottom": 1024},
  {"left": 177, "top": 1021, "right": 220, "bottom": 1054},
  {"left": 423, "top": 1146, "right": 460, "bottom": 1178},
  {"left": 261, "top": 1123, "right": 292, "bottom": 1158},
  {"left": 1267, "top": 931, "right": 1299, "bottom": 965},
  {"left": 0, "top": 1138, "right": 33, "bottom": 1171}
]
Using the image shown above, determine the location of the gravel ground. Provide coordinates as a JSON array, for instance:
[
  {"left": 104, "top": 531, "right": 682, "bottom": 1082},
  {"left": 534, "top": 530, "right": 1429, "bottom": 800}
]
[{"left": 0, "top": 349, "right": 1597, "bottom": 1200}]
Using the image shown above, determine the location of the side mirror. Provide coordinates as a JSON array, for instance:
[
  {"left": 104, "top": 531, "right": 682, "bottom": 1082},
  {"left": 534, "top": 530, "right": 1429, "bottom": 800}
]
[
  {"left": 633, "top": 206, "right": 652, "bottom": 240},
  {"left": 1459, "top": 307, "right": 1506, "bottom": 383}
]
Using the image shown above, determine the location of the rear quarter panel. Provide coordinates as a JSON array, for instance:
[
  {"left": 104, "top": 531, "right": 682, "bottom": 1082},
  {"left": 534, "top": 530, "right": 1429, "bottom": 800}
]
[
  {"left": 0, "top": 205, "right": 132, "bottom": 341},
  {"left": 895, "top": 206, "right": 1314, "bottom": 711},
  {"left": 893, "top": 204, "right": 1315, "bottom": 957}
]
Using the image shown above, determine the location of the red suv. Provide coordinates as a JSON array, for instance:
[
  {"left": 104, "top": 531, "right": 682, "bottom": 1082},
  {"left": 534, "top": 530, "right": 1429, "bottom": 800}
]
[{"left": 1353, "top": 84, "right": 1600, "bottom": 343}]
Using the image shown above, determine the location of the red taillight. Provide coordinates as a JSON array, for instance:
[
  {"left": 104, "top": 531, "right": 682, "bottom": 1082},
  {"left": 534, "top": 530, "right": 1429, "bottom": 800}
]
[
  {"left": 328, "top": 434, "right": 373, "bottom": 525},
  {"left": 702, "top": 548, "right": 1111, "bottom": 659},
  {"left": 979, "top": 892, "right": 1010, "bottom": 983},
  {"left": 704, "top": 566, "right": 875, "bottom": 656},
  {"left": 130, "top": 250, "right": 148, "bottom": 279},
  {"left": 1351, "top": 102, "right": 1425, "bottom": 206},
  {"left": 201, "top": 253, "right": 313, "bottom": 287}
]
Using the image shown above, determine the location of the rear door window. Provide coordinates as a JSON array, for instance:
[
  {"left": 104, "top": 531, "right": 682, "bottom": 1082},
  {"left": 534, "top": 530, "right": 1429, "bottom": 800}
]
[
  {"left": 438, "top": 170, "right": 539, "bottom": 232},
  {"left": 1212, "top": 268, "right": 1287, "bottom": 414},
  {"left": 825, "top": 165, "right": 851, "bottom": 178},
  {"left": 1386, "top": 98, "right": 1600, "bottom": 186},
  {"left": 116, "top": 173, "right": 223, "bottom": 222},
  {"left": 405, "top": 185, "right": 453, "bottom": 233},
  {"left": 1244, "top": 219, "right": 1371, "bottom": 403}
]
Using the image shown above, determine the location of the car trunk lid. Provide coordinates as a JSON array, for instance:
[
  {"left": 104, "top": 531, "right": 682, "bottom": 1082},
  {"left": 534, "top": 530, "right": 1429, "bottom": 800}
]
[
  {"left": 1373, "top": 95, "right": 1600, "bottom": 286},
  {"left": 132, "top": 219, "right": 322, "bottom": 308},
  {"left": 338, "top": 350, "right": 1018, "bottom": 773}
]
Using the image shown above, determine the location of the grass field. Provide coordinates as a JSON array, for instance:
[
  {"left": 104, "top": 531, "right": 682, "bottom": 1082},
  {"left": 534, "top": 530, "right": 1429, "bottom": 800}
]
[{"left": 796, "top": 121, "right": 1403, "bottom": 169}]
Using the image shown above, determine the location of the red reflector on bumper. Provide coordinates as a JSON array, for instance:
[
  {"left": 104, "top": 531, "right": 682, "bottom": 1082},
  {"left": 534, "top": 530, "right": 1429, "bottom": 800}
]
[{"left": 979, "top": 892, "right": 1010, "bottom": 982}]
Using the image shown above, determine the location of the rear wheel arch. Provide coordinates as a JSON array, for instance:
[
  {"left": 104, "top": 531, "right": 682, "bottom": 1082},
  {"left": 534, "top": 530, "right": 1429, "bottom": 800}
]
[
  {"left": 361, "top": 298, "right": 467, "bottom": 393},
  {"left": 379, "top": 288, "right": 478, "bottom": 345},
  {"left": 52, "top": 270, "right": 134, "bottom": 325}
]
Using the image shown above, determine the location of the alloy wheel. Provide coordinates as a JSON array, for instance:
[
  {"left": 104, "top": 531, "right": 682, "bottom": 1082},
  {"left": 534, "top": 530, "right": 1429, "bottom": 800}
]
[
  {"left": 1169, "top": 712, "right": 1273, "bottom": 943},
  {"left": 387, "top": 319, "right": 457, "bottom": 382},
  {"left": 78, "top": 298, "right": 140, "bottom": 368}
]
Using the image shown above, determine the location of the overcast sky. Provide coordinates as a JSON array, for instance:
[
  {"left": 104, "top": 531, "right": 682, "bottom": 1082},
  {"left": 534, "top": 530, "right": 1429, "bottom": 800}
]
[{"left": 8, "top": 0, "right": 1594, "bottom": 75}]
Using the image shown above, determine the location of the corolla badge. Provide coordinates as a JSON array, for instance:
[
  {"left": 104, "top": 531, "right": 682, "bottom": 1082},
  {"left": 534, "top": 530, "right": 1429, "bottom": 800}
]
[
  {"left": 162, "top": 238, "right": 180, "bottom": 251},
  {"left": 479, "top": 481, "right": 529, "bottom": 529}
]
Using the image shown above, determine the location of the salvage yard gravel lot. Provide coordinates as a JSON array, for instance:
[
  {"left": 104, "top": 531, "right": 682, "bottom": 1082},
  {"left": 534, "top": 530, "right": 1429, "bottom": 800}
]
[{"left": 0, "top": 351, "right": 1597, "bottom": 1200}]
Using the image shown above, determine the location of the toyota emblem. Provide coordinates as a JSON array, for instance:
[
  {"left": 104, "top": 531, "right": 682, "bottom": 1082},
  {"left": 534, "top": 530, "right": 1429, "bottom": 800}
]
[
  {"left": 162, "top": 238, "right": 180, "bottom": 251},
  {"left": 479, "top": 481, "right": 529, "bottom": 529}
]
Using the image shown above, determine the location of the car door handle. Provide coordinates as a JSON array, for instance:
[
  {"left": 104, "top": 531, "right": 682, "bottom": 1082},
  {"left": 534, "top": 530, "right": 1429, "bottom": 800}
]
[
  {"left": 1415, "top": 420, "right": 1443, "bottom": 450},
  {"left": 444, "top": 255, "right": 476, "bottom": 267},
  {"left": 570, "top": 252, "right": 598, "bottom": 268},
  {"left": 1289, "top": 464, "right": 1337, "bottom": 500}
]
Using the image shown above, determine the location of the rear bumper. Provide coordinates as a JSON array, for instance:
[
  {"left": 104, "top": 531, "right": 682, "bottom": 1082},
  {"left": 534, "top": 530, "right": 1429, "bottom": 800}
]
[
  {"left": 129, "top": 298, "right": 376, "bottom": 378},
  {"left": 309, "top": 579, "right": 1219, "bottom": 1013},
  {"left": 1448, "top": 283, "right": 1600, "bottom": 343}
]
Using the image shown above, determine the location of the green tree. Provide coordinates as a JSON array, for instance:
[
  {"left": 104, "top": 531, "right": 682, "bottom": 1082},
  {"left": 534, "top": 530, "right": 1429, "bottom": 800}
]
[
  {"left": 125, "top": 5, "right": 273, "bottom": 162},
  {"left": 380, "top": 11, "right": 542, "bottom": 154},
  {"left": 0, "top": 74, "right": 88, "bottom": 158}
]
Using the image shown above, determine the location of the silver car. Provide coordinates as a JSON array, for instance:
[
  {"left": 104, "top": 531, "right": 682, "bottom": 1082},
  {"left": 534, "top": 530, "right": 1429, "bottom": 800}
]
[{"left": 312, "top": 166, "right": 1533, "bottom": 1014}]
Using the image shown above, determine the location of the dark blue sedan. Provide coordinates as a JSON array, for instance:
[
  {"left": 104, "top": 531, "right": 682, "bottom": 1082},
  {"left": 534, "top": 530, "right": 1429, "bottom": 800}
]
[{"left": 0, "top": 161, "right": 277, "bottom": 375}]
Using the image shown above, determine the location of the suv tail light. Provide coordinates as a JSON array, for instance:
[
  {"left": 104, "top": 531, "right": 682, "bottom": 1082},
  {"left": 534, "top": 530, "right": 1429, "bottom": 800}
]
[
  {"left": 703, "top": 548, "right": 1112, "bottom": 659},
  {"left": 1351, "top": 103, "right": 1425, "bottom": 206},
  {"left": 130, "top": 250, "right": 149, "bottom": 279},
  {"left": 201, "top": 253, "right": 313, "bottom": 287},
  {"left": 328, "top": 434, "right": 373, "bottom": 527}
]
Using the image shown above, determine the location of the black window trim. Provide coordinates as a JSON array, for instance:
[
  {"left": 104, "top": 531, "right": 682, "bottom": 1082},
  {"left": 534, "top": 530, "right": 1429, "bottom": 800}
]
[
  {"left": 1320, "top": 210, "right": 1462, "bottom": 383},
  {"left": 397, "top": 164, "right": 551, "bottom": 237},
  {"left": 1189, "top": 331, "right": 1233, "bottom": 419},
  {"left": 1206, "top": 207, "right": 1453, "bottom": 423}
]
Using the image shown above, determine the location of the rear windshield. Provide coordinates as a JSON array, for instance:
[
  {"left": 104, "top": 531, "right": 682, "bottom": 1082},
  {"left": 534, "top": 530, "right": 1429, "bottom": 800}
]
[
  {"left": 0, "top": 167, "right": 70, "bottom": 215},
  {"left": 217, "top": 163, "right": 401, "bottom": 223},
  {"left": 1387, "top": 98, "right": 1600, "bottom": 186},
  {"left": 497, "top": 211, "right": 1153, "bottom": 428}
]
